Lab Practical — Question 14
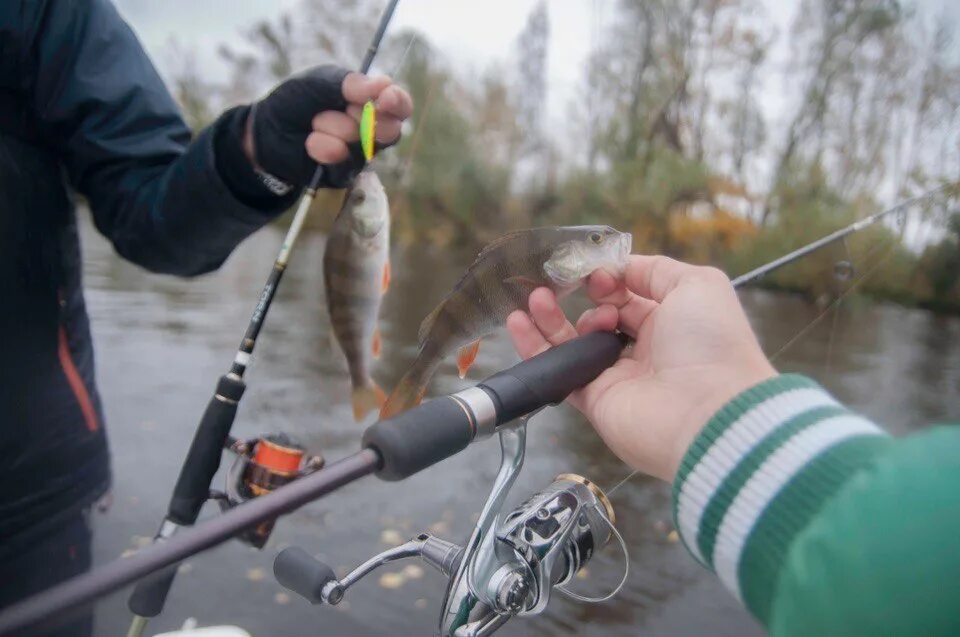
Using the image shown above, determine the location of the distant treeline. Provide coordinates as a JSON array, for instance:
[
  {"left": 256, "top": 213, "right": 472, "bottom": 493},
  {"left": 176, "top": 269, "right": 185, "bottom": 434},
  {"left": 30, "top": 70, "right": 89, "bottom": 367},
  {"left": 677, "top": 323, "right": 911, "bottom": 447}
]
[{"left": 168, "top": 0, "right": 960, "bottom": 312}]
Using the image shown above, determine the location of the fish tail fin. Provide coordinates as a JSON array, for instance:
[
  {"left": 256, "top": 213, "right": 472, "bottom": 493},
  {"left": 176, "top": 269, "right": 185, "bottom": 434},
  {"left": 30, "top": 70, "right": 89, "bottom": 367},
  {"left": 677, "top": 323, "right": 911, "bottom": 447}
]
[
  {"left": 380, "top": 371, "right": 429, "bottom": 420},
  {"left": 352, "top": 378, "right": 387, "bottom": 422}
]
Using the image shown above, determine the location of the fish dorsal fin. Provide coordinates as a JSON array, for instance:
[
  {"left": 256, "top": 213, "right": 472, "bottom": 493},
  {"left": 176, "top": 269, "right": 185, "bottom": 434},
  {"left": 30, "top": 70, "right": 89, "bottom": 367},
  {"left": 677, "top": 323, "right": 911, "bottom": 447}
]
[{"left": 475, "top": 229, "right": 537, "bottom": 261}]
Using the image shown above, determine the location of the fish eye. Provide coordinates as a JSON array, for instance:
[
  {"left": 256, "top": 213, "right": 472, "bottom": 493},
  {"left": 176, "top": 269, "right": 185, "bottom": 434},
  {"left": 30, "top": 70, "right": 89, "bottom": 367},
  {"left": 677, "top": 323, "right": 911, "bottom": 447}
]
[
  {"left": 589, "top": 232, "right": 604, "bottom": 245},
  {"left": 353, "top": 191, "right": 367, "bottom": 204}
]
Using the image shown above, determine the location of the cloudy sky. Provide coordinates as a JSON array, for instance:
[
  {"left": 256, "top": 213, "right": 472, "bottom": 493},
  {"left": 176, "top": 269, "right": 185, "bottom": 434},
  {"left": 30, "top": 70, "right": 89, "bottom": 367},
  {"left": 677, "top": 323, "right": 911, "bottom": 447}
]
[{"left": 113, "top": 0, "right": 957, "bottom": 148}]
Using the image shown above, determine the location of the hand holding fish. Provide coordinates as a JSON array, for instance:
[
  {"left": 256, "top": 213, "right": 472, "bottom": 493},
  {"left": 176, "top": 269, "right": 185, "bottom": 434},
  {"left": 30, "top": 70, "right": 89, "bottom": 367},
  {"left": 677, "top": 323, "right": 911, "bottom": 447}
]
[
  {"left": 243, "top": 65, "right": 413, "bottom": 189},
  {"left": 380, "top": 226, "right": 633, "bottom": 418},
  {"left": 507, "top": 256, "right": 776, "bottom": 482}
]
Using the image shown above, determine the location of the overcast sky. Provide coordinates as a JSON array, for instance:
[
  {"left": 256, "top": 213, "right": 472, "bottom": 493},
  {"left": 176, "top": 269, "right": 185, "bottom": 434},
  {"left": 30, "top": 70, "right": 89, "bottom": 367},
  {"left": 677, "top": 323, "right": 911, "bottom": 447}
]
[{"left": 113, "top": 0, "right": 957, "bottom": 146}]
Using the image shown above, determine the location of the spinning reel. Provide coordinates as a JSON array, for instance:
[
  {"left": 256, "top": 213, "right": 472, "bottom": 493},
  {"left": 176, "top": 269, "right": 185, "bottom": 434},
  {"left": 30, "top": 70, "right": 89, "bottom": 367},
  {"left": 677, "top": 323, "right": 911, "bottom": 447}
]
[
  {"left": 274, "top": 416, "right": 629, "bottom": 637},
  {"left": 215, "top": 433, "right": 325, "bottom": 548}
]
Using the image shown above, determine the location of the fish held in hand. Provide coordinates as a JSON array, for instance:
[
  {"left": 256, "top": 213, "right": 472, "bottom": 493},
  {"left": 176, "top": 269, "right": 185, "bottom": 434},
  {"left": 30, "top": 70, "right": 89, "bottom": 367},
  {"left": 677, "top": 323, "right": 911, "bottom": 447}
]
[
  {"left": 324, "top": 169, "right": 391, "bottom": 421},
  {"left": 380, "top": 225, "right": 632, "bottom": 418}
]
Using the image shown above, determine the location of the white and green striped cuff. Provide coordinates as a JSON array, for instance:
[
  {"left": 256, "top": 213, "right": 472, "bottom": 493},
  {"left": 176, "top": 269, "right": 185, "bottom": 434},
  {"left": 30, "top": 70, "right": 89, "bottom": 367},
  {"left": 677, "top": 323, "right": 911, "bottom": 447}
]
[{"left": 672, "top": 374, "right": 891, "bottom": 623}]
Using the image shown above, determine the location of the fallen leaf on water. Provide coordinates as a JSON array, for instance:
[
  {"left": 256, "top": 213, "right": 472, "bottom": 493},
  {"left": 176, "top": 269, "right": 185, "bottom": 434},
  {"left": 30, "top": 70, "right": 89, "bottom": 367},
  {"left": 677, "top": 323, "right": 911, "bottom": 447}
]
[
  {"left": 380, "top": 529, "right": 403, "bottom": 545},
  {"left": 576, "top": 567, "right": 590, "bottom": 580},
  {"left": 177, "top": 563, "right": 193, "bottom": 575},
  {"left": 247, "top": 567, "right": 265, "bottom": 582},
  {"left": 274, "top": 592, "right": 291, "bottom": 605},
  {"left": 403, "top": 564, "right": 424, "bottom": 580},
  {"left": 379, "top": 572, "right": 406, "bottom": 589},
  {"left": 667, "top": 530, "right": 679, "bottom": 543},
  {"left": 415, "top": 598, "right": 428, "bottom": 609},
  {"left": 428, "top": 520, "right": 450, "bottom": 535}
]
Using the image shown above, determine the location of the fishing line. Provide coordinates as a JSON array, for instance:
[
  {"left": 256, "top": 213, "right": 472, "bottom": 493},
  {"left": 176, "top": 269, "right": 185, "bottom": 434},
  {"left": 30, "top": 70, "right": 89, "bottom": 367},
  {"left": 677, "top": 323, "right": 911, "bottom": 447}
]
[
  {"left": 769, "top": 235, "right": 898, "bottom": 363},
  {"left": 390, "top": 32, "right": 418, "bottom": 77},
  {"left": 604, "top": 203, "right": 922, "bottom": 499}
]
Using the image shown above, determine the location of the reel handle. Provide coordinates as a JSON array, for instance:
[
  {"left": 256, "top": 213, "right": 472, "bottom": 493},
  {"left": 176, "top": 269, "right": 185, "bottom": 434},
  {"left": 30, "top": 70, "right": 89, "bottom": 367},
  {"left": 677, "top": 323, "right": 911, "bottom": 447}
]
[
  {"left": 274, "top": 547, "right": 337, "bottom": 605},
  {"left": 275, "top": 534, "right": 463, "bottom": 606}
]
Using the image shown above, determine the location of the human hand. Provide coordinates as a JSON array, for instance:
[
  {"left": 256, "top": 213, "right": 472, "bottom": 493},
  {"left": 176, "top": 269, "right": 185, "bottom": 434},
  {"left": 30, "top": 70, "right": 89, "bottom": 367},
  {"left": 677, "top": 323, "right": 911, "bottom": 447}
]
[
  {"left": 507, "top": 256, "right": 776, "bottom": 482},
  {"left": 245, "top": 65, "right": 413, "bottom": 189}
]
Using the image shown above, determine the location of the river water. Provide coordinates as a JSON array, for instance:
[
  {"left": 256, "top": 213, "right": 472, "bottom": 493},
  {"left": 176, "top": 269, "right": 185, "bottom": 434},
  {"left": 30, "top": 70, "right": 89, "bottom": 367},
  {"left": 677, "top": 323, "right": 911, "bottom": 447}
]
[{"left": 77, "top": 215, "right": 960, "bottom": 637}]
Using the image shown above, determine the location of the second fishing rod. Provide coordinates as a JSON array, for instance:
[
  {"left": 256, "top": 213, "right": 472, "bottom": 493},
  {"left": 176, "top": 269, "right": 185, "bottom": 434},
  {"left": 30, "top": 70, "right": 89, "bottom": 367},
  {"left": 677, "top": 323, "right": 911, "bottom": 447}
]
[{"left": 125, "top": 0, "right": 402, "bottom": 633}]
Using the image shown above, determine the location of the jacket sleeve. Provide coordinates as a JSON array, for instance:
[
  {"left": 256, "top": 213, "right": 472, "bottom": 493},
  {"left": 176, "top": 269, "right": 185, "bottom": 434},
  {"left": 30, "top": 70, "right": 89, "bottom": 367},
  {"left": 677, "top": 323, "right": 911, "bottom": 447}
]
[
  {"left": 27, "top": 0, "right": 298, "bottom": 276},
  {"left": 672, "top": 374, "right": 960, "bottom": 636}
]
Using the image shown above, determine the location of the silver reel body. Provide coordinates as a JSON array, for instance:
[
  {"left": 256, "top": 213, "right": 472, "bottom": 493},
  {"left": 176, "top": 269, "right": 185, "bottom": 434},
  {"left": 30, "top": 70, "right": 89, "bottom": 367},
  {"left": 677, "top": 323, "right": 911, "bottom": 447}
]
[{"left": 274, "top": 416, "right": 627, "bottom": 637}]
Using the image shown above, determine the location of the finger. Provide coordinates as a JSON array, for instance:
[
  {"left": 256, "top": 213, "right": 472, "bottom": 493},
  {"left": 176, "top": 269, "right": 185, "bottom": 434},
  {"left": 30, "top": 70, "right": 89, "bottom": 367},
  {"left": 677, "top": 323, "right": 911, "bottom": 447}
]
[
  {"left": 311, "top": 111, "right": 359, "bottom": 142},
  {"left": 528, "top": 287, "right": 578, "bottom": 346},
  {"left": 375, "top": 85, "right": 414, "bottom": 120},
  {"left": 344, "top": 104, "right": 404, "bottom": 144},
  {"left": 374, "top": 116, "right": 402, "bottom": 143},
  {"left": 625, "top": 255, "right": 703, "bottom": 302},
  {"left": 506, "top": 310, "right": 550, "bottom": 360},
  {"left": 575, "top": 304, "right": 620, "bottom": 334},
  {"left": 585, "top": 270, "right": 659, "bottom": 337},
  {"left": 342, "top": 73, "right": 393, "bottom": 104},
  {"left": 586, "top": 269, "right": 631, "bottom": 306},
  {"left": 305, "top": 132, "right": 349, "bottom": 165}
]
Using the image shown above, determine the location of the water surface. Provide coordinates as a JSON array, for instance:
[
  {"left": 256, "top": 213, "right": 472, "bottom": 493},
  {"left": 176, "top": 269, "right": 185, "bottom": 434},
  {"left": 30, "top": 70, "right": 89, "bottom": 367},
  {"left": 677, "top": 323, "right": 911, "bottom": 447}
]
[{"left": 78, "top": 216, "right": 960, "bottom": 636}]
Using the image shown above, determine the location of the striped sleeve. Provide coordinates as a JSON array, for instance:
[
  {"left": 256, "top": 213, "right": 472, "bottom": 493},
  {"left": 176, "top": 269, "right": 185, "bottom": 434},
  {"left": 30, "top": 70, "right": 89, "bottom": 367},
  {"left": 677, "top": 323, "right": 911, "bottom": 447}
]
[{"left": 671, "top": 374, "right": 893, "bottom": 625}]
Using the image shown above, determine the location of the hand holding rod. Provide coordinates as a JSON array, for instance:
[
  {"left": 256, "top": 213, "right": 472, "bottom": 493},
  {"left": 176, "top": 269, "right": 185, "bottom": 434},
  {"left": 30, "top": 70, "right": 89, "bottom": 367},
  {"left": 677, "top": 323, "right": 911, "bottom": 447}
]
[
  {"left": 125, "top": 0, "right": 402, "bottom": 624},
  {"left": 0, "top": 330, "right": 626, "bottom": 637}
]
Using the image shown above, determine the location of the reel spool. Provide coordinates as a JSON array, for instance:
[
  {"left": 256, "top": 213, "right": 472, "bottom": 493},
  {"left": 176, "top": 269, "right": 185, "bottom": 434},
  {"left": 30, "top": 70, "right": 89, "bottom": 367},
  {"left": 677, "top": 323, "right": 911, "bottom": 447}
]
[
  {"left": 274, "top": 417, "right": 628, "bottom": 637},
  {"left": 221, "top": 433, "right": 323, "bottom": 548}
]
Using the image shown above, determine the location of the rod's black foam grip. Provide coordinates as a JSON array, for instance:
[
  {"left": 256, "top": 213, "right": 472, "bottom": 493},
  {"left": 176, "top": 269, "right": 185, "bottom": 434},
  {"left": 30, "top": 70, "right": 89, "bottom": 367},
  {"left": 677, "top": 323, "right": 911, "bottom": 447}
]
[
  {"left": 127, "top": 564, "right": 178, "bottom": 617},
  {"left": 168, "top": 374, "right": 245, "bottom": 525},
  {"left": 362, "top": 397, "right": 473, "bottom": 481},
  {"left": 480, "top": 331, "right": 627, "bottom": 424},
  {"left": 274, "top": 547, "right": 336, "bottom": 605}
]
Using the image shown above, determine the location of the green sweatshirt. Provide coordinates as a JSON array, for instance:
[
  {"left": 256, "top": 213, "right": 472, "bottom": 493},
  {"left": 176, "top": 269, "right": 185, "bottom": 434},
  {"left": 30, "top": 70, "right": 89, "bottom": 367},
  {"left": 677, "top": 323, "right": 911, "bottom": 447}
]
[{"left": 672, "top": 374, "right": 960, "bottom": 636}]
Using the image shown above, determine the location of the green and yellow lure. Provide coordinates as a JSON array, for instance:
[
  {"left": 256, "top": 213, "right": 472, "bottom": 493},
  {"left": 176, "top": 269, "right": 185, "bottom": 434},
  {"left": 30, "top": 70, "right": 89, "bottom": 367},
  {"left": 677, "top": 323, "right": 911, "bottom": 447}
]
[{"left": 360, "top": 100, "right": 376, "bottom": 162}]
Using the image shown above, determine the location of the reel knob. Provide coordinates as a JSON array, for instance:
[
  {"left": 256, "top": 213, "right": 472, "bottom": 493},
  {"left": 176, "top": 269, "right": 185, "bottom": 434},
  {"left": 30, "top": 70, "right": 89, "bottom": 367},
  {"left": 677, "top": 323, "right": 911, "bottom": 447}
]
[{"left": 274, "top": 547, "right": 339, "bottom": 605}]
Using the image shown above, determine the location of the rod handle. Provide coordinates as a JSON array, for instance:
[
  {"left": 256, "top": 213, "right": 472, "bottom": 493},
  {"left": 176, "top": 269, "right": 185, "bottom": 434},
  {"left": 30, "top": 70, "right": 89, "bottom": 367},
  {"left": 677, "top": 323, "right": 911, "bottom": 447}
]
[
  {"left": 168, "top": 374, "right": 245, "bottom": 525},
  {"left": 274, "top": 547, "right": 337, "bottom": 605},
  {"left": 480, "top": 330, "right": 628, "bottom": 424},
  {"left": 127, "top": 565, "right": 178, "bottom": 617},
  {"left": 362, "top": 396, "right": 473, "bottom": 481}
]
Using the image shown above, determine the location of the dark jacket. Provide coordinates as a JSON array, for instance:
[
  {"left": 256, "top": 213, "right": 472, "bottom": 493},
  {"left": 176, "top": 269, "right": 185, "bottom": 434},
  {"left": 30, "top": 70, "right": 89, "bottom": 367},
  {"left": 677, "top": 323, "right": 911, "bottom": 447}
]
[{"left": 0, "top": 0, "right": 294, "bottom": 549}]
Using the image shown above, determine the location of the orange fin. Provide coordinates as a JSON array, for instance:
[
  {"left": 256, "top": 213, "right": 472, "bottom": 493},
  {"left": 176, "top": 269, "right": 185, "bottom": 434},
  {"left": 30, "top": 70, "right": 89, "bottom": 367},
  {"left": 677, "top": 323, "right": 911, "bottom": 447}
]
[
  {"left": 352, "top": 380, "right": 387, "bottom": 422},
  {"left": 382, "top": 262, "right": 392, "bottom": 294},
  {"left": 456, "top": 339, "right": 481, "bottom": 379},
  {"left": 372, "top": 327, "right": 382, "bottom": 359}
]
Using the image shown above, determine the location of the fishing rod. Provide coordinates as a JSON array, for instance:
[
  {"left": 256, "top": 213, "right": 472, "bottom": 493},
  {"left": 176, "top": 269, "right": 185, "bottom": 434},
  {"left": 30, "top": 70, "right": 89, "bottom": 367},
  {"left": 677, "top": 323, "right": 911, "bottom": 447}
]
[
  {"left": 2, "top": 187, "right": 952, "bottom": 636},
  {"left": 0, "top": 330, "right": 628, "bottom": 637},
  {"left": 124, "top": 1, "right": 401, "bottom": 634},
  {"left": 731, "top": 186, "right": 948, "bottom": 288}
]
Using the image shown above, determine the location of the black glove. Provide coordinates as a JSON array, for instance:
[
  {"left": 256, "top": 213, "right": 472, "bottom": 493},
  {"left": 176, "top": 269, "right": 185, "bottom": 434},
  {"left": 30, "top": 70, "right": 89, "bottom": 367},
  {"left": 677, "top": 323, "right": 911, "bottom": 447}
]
[{"left": 251, "top": 65, "right": 366, "bottom": 190}]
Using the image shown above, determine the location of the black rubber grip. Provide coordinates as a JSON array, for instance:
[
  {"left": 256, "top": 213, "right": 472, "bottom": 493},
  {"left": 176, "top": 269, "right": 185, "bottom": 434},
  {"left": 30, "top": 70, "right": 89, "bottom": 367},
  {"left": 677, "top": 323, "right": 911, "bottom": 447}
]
[
  {"left": 168, "top": 374, "right": 245, "bottom": 525},
  {"left": 362, "top": 396, "right": 473, "bottom": 481},
  {"left": 127, "top": 564, "right": 178, "bottom": 617},
  {"left": 274, "top": 547, "right": 337, "bottom": 605},
  {"left": 479, "top": 331, "right": 627, "bottom": 424}
]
